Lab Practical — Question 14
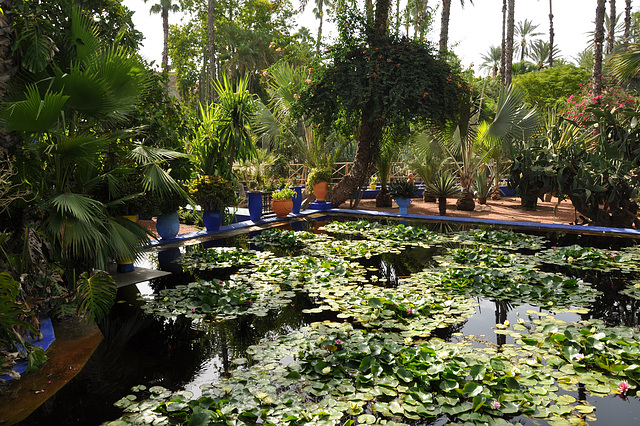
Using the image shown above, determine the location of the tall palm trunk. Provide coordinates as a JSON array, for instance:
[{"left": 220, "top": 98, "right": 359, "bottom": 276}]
[
  {"left": 328, "top": 0, "right": 389, "bottom": 207},
  {"left": 162, "top": 8, "right": 169, "bottom": 74},
  {"left": 505, "top": 0, "right": 515, "bottom": 86},
  {"left": 606, "top": 0, "right": 616, "bottom": 54},
  {"left": 316, "top": 0, "right": 324, "bottom": 52},
  {"left": 548, "top": 0, "right": 554, "bottom": 67},
  {"left": 500, "top": 0, "right": 507, "bottom": 86},
  {"left": 593, "top": 0, "right": 606, "bottom": 97},
  {"left": 624, "top": 0, "right": 632, "bottom": 44},
  {"left": 439, "top": 0, "right": 451, "bottom": 54},
  {"left": 208, "top": 0, "right": 216, "bottom": 102}
]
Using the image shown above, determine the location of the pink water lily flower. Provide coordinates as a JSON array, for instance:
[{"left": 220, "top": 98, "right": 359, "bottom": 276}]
[
  {"left": 491, "top": 401, "right": 501, "bottom": 409},
  {"left": 619, "top": 381, "right": 630, "bottom": 395}
]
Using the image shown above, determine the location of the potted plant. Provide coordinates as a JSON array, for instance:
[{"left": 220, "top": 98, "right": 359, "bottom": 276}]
[
  {"left": 424, "top": 172, "right": 460, "bottom": 216},
  {"left": 369, "top": 175, "right": 378, "bottom": 190},
  {"left": 388, "top": 180, "right": 417, "bottom": 214},
  {"left": 188, "top": 175, "right": 237, "bottom": 231},
  {"left": 306, "top": 167, "right": 333, "bottom": 202},
  {"left": 154, "top": 187, "right": 189, "bottom": 239},
  {"left": 270, "top": 186, "right": 296, "bottom": 218}
]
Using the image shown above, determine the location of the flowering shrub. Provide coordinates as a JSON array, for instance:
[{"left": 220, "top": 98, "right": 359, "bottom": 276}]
[{"left": 563, "top": 81, "right": 637, "bottom": 126}]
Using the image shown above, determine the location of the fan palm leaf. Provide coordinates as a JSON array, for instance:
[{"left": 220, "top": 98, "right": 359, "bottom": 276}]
[{"left": 0, "top": 85, "right": 68, "bottom": 132}]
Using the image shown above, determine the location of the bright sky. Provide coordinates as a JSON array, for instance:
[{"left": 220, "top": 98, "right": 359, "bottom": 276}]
[{"left": 122, "top": 0, "right": 636, "bottom": 74}]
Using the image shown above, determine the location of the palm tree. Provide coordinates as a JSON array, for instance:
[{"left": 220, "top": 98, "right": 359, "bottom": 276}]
[
  {"left": 606, "top": 0, "right": 616, "bottom": 54},
  {"left": 500, "top": 0, "right": 507, "bottom": 85},
  {"left": 299, "top": 0, "right": 327, "bottom": 51},
  {"left": 547, "top": 0, "right": 555, "bottom": 67},
  {"left": 528, "top": 40, "right": 552, "bottom": 70},
  {"left": 143, "top": 0, "right": 181, "bottom": 75},
  {"left": 515, "top": 19, "right": 542, "bottom": 62},
  {"left": 624, "top": 0, "right": 632, "bottom": 44},
  {"left": 593, "top": 0, "right": 606, "bottom": 96},
  {"left": 439, "top": 0, "right": 474, "bottom": 55},
  {"left": 505, "top": 0, "right": 515, "bottom": 86},
  {"left": 481, "top": 45, "right": 502, "bottom": 77},
  {"left": 208, "top": 0, "right": 216, "bottom": 102},
  {"left": 0, "top": 8, "right": 187, "bottom": 272}
]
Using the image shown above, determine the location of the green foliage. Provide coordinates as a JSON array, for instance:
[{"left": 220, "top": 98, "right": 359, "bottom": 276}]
[
  {"left": 514, "top": 64, "right": 590, "bottom": 110},
  {"left": 306, "top": 167, "right": 332, "bottom": 187},
  {"left": 301, "top": 33, "right": 468, "bottom": 136},
  {"left": 75, "top": 270, "right": 117, "bottom": 324},
  {"left": 508, "top": 141, "right": 557, "bottom": 210},
  {"left": 180, "top": 247, "right": 260, "bottom": 270},
  {"left": 0, "top": 273, "right": 37, "bottom": 348},
  {"left": 188, "top": 175, "right": 237, "bottom": 211},
  {"left": 189, "top": 77, "right": 256, "bottom": 179},
  {"left": 387, "top": 180, "right": 416, "bottom": 199},
  {"left": 424, "top": 172, "right": 460, "bottom": 198},
  {"left": 556, "top": 107, "right": 640, "bottom": 227},
  {"left": 270, "top": 186, "right": 296, "bottom": 200}
]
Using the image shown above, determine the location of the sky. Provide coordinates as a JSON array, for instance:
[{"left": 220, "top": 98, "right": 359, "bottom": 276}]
[{"left": 122, "top": 0, "right": 636, "bottom": 74}]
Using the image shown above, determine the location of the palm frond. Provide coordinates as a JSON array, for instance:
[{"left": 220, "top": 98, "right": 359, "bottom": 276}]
[
  {"left": 70, "top": 6, "right": 101, "bottom": 63},
  {"left": 49, "top": 192, "right": 105, "bottom": 225},
  {"left": 1, "top": 85, "right": 68, "bottom": 132},
  {"left": 611, "top": 45, "right": 640, "bottom": 81},
  {"left": 128, "top": 144, "right": 188, "bottom": 164},
  {"left": 75, "top": 270, "right": 117, "bottom": 324}
]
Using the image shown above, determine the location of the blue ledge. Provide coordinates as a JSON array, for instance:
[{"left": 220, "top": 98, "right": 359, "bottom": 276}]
[
  {"left": 0, "top": 317, "right": 55, "bottom": 382},
  {"left": 149, "top": 207, "right": 640, "bottom": 248},
  {"left": 330, "top": 208, "right": 640, "bottom": 238}
]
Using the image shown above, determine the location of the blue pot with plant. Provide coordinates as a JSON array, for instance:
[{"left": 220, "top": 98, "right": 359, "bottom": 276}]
[
  {"left": 388, "top": 180, "right": 417, "bottom": 215},
  {"left": 189, "top": 175, "right": 237, "bottom": 232}
]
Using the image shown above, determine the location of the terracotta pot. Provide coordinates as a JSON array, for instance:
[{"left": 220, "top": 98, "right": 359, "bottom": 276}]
[
  {"left": 271, "top": 199, "right": 293, "bottom": 218},
  {"left": 312, "top": 181, "right": 329, "bottom": 202}
]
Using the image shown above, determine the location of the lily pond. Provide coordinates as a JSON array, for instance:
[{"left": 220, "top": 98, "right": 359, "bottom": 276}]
[{"left": 21, "top": 217, "right": 640, "bottom": 426}]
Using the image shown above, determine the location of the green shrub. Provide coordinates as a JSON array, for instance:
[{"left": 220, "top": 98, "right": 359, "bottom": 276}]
[
  {"left": 306, "top": 168, "right": 333, "bottom": 187},
  {"left": 189, "top": 175, "right": 236, "bottom": 211}
]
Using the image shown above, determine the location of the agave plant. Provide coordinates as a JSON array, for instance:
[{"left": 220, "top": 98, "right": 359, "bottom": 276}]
[{"left": 425, "top": 172, "right": 460, "bottom": 216}]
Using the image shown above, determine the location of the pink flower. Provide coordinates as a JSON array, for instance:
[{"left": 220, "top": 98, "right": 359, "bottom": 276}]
[
  {"left": 305, "top": 78, "right": 312, "bottom": 84},
  {"left": 575, "top": 353, "right": 584, "bottom": 361},
  {"left": 335, "top": 339, "right": 343, "bottom": 345},
  {"left": 405, "top": 237, "right": 409, "bottom": 240},
  {"left": 407, "top": 308, "right": 416, "bottom": 314},
  {"left": 491, "top": 401, "right": 501, "bottom": 409},
  {"left": 619, "top": 381, "right": 630, "bottom": 395}
]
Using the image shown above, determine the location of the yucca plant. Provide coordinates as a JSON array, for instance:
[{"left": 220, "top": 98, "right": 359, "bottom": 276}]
[{"left": 425, "top": 172, "right": 460, "bottom": 216}]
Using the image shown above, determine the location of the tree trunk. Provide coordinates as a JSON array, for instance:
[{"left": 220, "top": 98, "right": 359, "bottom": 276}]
[
  {"left": 162, "top": 8, "right": 169, "bottom": 75},
  {"left": 505, "top": 0, "right": 515, "bottom": 86},
  {"left": 328, "top": 104, "right": 382, "bottom": 207},
  {"left": 439, "top": 0, "right": 451, "bottom": 54},
  {"left": 593, "top": 0, "right": 606, "bottom": 97},
  {"left": 548, "top": 0, "right": 554, "bottom": 67},
  {"left": 316, "top": 0, "right": 324, "bottom": 52},
  {"left": 606, "top": 0, "right": 615, "bottom": 54},
  {"left": 438, "top": 197, "right": 447, "bottom": 215},
  {"left": 624, "top": 0, "right": 632, "bottom": 44},
  {"left": 208, "top": 0, "right": 216, "bottom": 102},
  {"left": 500, "top": 0, "right": 507, "bottom": 86},
  {"left": 327, "top": 0, "right": 389, "bottom": 207}
]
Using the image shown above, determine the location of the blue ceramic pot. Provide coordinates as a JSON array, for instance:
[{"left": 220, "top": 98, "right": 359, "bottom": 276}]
[
  {"left": 203, "top": 210, "right": 222, "bottom": 231},
  {"left": 395, "top": 197, "right": 412, "bottom": 215},
  {"left": 156, "top": 211, "right": 180, "bottom": 239},
  {"left": 291, "top": 186, "right": 303, "bottom": 214},
  {"left": 247, "top": 191, "right": 263, "bottom": 221}
]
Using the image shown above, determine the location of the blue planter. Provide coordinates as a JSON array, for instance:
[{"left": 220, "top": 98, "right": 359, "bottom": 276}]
[
  {"left": 247, "top": 191, "right": 263, "bottom": 221},
  {"left": 156, "top": 211, "right": 180, "bottom": 239},
  {"left": 203, "top": 210, "right": 222, "bottom": 231},
  {"left": 395, "top": 197, "right": 412, "bottom": 215},
  {"left": 292, "top": 186, "right": 303, "bottom": 214}
]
